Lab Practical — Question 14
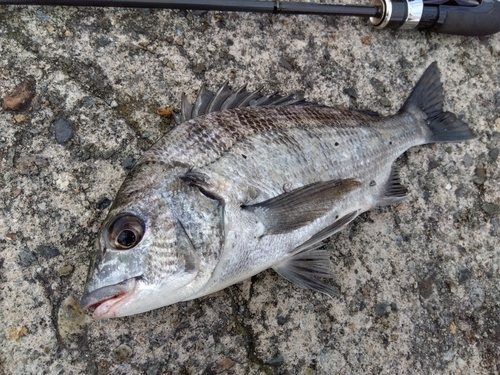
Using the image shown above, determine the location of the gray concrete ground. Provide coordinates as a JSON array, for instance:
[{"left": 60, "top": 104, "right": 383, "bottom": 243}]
[{"left": 0, "top": 3, "right": 499, "bottom": 374}]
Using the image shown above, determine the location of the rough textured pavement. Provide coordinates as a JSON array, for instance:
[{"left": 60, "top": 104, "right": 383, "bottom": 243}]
[{"left": 0, "top": 3, "right": 499, "bottom": 374}]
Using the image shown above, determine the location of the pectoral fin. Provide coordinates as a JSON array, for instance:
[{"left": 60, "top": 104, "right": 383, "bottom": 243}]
[{"left": 243, "top": 179, "right": 360, "bottom": 235}]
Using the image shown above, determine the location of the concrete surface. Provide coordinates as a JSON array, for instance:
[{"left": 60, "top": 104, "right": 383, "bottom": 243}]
[{"left": 0, "top": 3, "right": 499, "bottom": 375}]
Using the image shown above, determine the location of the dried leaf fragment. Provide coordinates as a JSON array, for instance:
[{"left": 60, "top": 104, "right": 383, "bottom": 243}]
[
  {"left": 9, "top": 326, "right": 29, "bottom": 342},
  {"left": 157, "top": 106, "right": 174, "bottom": 117},
  {"left": 2, "top": 77, "right": 36, "bottom": 111}
]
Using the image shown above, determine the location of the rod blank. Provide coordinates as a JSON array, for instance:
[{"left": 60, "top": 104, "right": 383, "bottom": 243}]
[{"left": 0, "top": 0, "right": 383, "bottom": 18}]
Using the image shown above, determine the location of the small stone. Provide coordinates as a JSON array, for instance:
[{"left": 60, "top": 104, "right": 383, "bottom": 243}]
[
  {"left": 277, "top": 316, "right": 287, "bottom": 325},
  {"left": 469, "top": 281, "right": 485, "bottom": 309},
  {"left": 37, "top": 10, "right": 48, "bottom": 22},
  {"left": 98, "top": 37, "right": 112, "bottom": 47},
  {"left": 344, "top": 87, "right": 357, "bottom": 100},
  {"left": 65, "top": 30, "right": 73, "bottom": 37},
  {"left": 375, "top": 302, "right": 389, "bottom": 317},
  {"left": 193, "top": 62, "right": 206, "bottom": 74},
  {"left": 482, "top": 202, "right": 500, "bottom": 215},
  {"left": 58, "top": 296, "right": 86, "bottom": 349},
  {"left": 489, "top": 147, "right": 499, "bottom": 160},
  {"left": 448, "top": 280, "right": 458, "bottom": 293},
  {"left": 472, "top": 167, "right": 486, "bottom": 185},
  {"left": 53, "top": 364, "right": 64, "bottom": 375},
  {"left": 455, "top": 186, "right": 469, "bottom": 198},
  {"left": 14, "top": 114, "right": 27, "bottom": 123},
  {"left": 54, "top": 118, "right": 75, "bottom": 144},
  {"left": 443, "top": 350, "right": 454, "bottom": 362},
  {"left": 17, "top": 155, "right": 49, "bottom": 175},
  {"left": 113, "top": 344, "right": 133, "bottom": 362},
  {"left": 458, "top": 268, "right": 471, "bottom": 284},
  {"left": 58, "top": 265, "right": 74, "bottom": 277},
  {"left": 123, "top": 156, "right": 136, "bottom": 170},
  {"left": 82, "top": 97, "right": 96, "bottom": 107},
  {"left": 211, "top": 358, "right": 236, "bottom": 373},
  {"left": 18, "top": 248, "right": 38, "bottom": 267},
  {"left": 361, "top": 284, "right": 371, "bottom": 296},
  {"left": 361, "top": 36, "right": 371, "bottom": 45},
  {"left": 390, "top": 302, "right": 398, "bottom": 312},
  {"left": 380, "top": 97, "right": 391, "bottom": 107},
  {"left": 418, "top": 278, "right": 434, "bottom": 299},
  {"left": 36, "top": 245, "right": 61, "bottom": 259},
  {"left": 97, "top": 197, "right": 112, "bottom": 210},
  {"left": 265, "top": 352, "right": 284, "bottom": 367},
  {"left": 463, "top": 153, "right": 473, "bottom": 167},
  {"left": 450, "top": 321, "right": 457, "bottom": 334},
  {"left": 428, "top": 159, "right": 439, "bottom": 170},
  {"left": 6, "top": 233, "right": 17, "bottom": 240},
  {"left": 278, "top": 57, "right": 294, "bottom": 71}
]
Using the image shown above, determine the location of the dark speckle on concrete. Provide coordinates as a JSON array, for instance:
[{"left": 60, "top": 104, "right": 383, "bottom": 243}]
[
  {"left": 482, "top": 202, "right": 500, "bottom": 216},
  {"left": 54, "top": 119, "right": 75, "bottom": 144},
  {"left": 36, "top": 245, "right": 61, "bottom": 259},
  {"left": 265, "top": 352, "right": 284, "bottom": 367},
  {"left": 463, "top": 153, "right": 473, "bottom": 167},
  {"left": 419, "top": 278, "right": 434, "bottom": 299},
  {"left": 113, "top": 344, "right": 133, "bottom": 362},
  {"left": 375, "top": 302, "right": 389, "bottom": 317},
  {"left": 97, "top": 197, "right": 112, "bottom": 210},
  {"left": 18, "top": 248, "right": 38, "bottom": 267},
  {"left": 123, "top": 156, "right": 137, "bottom": 170},
  {"left": 458, "top": 268, "right": 471, "bottom": 284},
  {"left": 489, "top": 147, "right": 499, "bottom": 160}
]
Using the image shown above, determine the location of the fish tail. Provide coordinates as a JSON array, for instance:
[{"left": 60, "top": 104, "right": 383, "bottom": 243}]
[{"left": 400, "top": 62, "right": 474, "bottom": 143}]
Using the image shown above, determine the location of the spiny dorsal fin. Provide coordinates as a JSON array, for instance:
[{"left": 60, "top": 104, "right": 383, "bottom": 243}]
[
  {"left": 243, "top": 179, "right": 361, "bottom": 235},
  {"left": 174, "top": 82, "right": 320, "bottom": 124}
]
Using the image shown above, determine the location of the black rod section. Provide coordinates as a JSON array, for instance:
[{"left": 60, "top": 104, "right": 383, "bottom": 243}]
[{"left": 0, "top": 0, "right": 382, "bottom": 18}]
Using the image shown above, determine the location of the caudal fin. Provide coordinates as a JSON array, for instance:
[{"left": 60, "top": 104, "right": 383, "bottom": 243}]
[{"left": 400, "top": 62, "right": 474, "bottom": 143}]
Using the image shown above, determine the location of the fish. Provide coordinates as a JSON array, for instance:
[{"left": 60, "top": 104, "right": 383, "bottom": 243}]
[{"left": 80, "top": 62, "right": 474, "bottom": 319}]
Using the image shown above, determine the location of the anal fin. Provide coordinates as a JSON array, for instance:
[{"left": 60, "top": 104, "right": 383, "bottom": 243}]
[
  {"left": 273, "top": 248, "right": 340, "bottom": 297},
  {"left": 273, "top": 210, "right": 358, "bottom": 297}
]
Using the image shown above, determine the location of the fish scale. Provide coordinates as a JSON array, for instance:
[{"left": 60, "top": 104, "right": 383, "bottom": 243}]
[{"left": 81, "top": 63, "right": 474, "bottom": 319}]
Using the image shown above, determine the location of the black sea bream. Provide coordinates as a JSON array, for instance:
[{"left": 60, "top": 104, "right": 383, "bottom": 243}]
[{"left": 81, "top": 62, "right": 473, "bottom": 319}]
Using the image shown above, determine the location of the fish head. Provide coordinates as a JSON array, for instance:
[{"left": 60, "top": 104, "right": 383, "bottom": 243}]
[{"left": 81, "top": 164, "right": 221, "bottom": 319}]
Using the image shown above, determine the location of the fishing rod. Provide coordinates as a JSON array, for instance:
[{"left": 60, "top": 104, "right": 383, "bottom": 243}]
[{"left": 1, "top": 0, "right": 499, "bottom": 36}]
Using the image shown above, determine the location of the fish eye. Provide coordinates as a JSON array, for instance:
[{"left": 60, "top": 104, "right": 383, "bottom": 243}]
[{"left": 107, "top": 214, "right": 145, "bottom": 250}]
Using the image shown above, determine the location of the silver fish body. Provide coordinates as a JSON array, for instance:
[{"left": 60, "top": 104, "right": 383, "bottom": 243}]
[{"left": 81, "top": 63, "right": 473, "bottom": 319}]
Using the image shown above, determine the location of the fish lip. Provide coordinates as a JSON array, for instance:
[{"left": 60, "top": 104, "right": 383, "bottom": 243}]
[{"left": 80, "top": 278, "right": 137, "bottom": 320}]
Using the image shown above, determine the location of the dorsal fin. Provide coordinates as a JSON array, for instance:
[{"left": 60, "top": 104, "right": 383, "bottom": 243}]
[{"left": 173, "top": 83, "right": 320, "bottom": 124}]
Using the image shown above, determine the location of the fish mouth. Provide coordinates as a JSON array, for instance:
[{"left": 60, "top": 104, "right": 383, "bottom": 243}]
[{"left": 80, "top": 278, "right": 137, "bottom": 320}]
